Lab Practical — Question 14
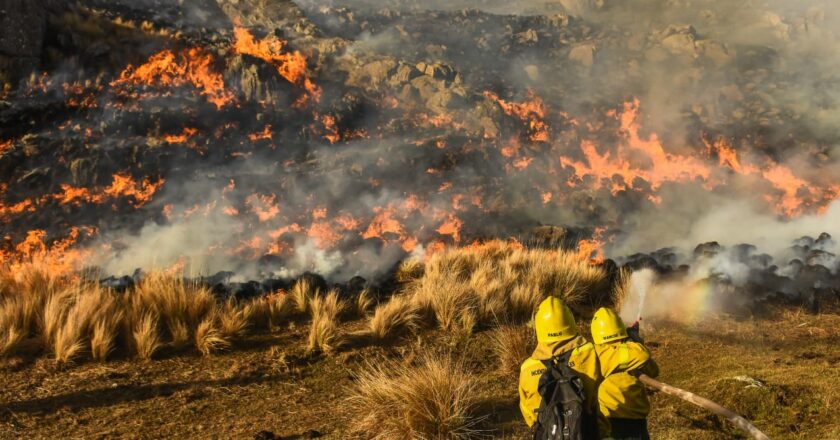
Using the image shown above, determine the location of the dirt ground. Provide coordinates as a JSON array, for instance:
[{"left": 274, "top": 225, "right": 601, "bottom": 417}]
[{"left": 0, "top": 308, "right": 837, "bottom": 439}]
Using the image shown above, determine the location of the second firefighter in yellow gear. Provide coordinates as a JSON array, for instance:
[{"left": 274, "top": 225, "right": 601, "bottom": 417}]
[
  {"left": 591, "top": 307, "right": 659, "bottom": 440},
  {"left": 518, "top": 296, "right": 601, "bottom": 431}
]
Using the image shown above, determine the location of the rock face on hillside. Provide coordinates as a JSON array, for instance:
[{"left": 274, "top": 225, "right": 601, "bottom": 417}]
[{"left": 0, "top": 0, "right": 47, "bottom": 84}]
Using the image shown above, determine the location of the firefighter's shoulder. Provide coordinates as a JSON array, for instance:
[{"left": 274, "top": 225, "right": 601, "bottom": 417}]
[
  {"left": 572, "top": 341, "right": 595, "bottom": 355},
  {"left": 520, "top": 357, "right": 545, "bottom": 375}
]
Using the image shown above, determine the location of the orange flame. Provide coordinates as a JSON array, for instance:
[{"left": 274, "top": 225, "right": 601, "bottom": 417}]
[
  {"left": 561, "top": 99, "right": 710, "bottom": 194},
  {"left": 761, "top": 165, "right": 814, "bottom": 216},
  {"left": 307, "top": 222, "right": 342, "bottom": 249},
  {"left": 232, "top": 26, "right": 321, "bottom": 106},
  {"left": 577, "top": 228, "right": 607, "bottom": 265},
  {"left": 111, "top": 48, "right": 234, "bottom": 108},
  {"left": 2, "top": 227, "right": 95, "bottom": 276},
  {"left": 248, "top": 124, "right": 273, "bottom": 141},
  {"left": 436, "top": 214, "right": 463, "bottom": 243},
  {"left": 162, "top": 127, "right": 198, "bottom": 144},
  {"left": 103, "top": 174, "right": 166, "bottom": 207},
  {"left": 0, "top": 139, "right": 14, "bottom": 155},
  {"left": 484, "top": 90, "right": 550, "bottom": 143},
  {"left": 246, "top": 194, "right": 280, "bottom": 222},
  {"left": 51, "top": 174, "right": 164, "bottom": 208},
  {"left": 362, "top": 206, "right": 404, "bottom": 240}
]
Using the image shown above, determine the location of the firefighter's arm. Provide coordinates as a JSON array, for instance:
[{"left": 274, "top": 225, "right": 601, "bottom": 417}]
[
  {"left": 518, "top": 368, "right": 537, "bottom": 427},
  {"left": 641, "top": 356, "right": 659, "bottom": 378}
]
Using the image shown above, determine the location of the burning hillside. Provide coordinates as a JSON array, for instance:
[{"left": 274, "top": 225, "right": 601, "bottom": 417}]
[{"left": 1, "top": 0, "right": 839, "bottom": 308}]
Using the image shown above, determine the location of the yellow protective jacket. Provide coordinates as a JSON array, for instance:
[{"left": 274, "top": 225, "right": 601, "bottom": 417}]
[
  {"left": 595, "top": 340, "right": 659, "bottom": 428},
  {"left": 518, "top": 335, "right": 600, "bottom": 428}
]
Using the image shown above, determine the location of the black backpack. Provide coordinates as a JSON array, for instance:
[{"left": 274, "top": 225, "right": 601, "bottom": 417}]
[{"left": 533, "top": 351, "right": 595, "bottom": 440}]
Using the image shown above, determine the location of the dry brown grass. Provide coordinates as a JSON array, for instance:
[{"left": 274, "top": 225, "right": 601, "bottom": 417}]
[
  {"left": 243, "top": 291, "right": 293, "bottom": 331},
  {"left": 1, "top": 240, "right": 608, "bottom": 366},
  {"left": 0, "top": 265, "right": 261, "bottom": 363},
  {"left": 307, "top": 290, "right": 346, "bottom": 354},
  {"left": 367, "top": 240, "right": 606, "bottom": 339},
  {"left": 290, "top": 278, "right": 318, "bottom": 315},
  {"left": 346, "top": 352, "right": 483, "bottom": 439},
  {"left": 195, "top": 315, "right": 229, "bottom": 356},
  {"left": 0, "top": 296, "right": 37, "bottom": 356},
  {"left": 49, "top": 283, "right": 125, "bottom": 364},
  {"left": 354, "top": 289, "right": 374, "bottom": 318},
  {"left": 0, "top": 265, "right": 67, "bottom": 356},
  {"left": 365, "top": 294, "right": 420, "bottom": 341},
  {"left": 131, "top": 312, "right": 160, "bottom": 360},
  {"left": 489, "top": 324, "right": 534, "bottom": 376},
  {"left": 131, "top": 273, "right": 217, "bottom": 347},
  {"left": 610, "top": 267, "right": 632, "bottom": 311},
  {"left": 219, "top": 299, "right": 250, "bottom": 340},
  {"left": 395, "top": 258, "right": 424, "bottom": 283}
]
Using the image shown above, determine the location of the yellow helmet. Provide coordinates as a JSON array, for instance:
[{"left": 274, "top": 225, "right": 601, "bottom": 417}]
[
  {"left": 534, "top": 297, "right": 578, "bottom": 343},
  {"left": 591, "top": 307, "right": 628, "bottom": 344}
]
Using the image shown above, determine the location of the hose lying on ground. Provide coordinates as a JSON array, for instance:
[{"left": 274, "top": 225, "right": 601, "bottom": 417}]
[{"left": 638, "top": 374, "right": 771, "bottom": 440}]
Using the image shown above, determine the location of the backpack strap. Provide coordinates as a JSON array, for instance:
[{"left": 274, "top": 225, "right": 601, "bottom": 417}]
[{"left": 541, "top": 350, "right": 573, "bottom": 369}]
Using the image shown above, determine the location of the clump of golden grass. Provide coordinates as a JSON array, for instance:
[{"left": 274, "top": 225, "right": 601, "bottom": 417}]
[
  {"left": 490, "top": 324, "right": 535, "bottom": 376},
  {"left": 0, "top": 296, "right": 37, "bottom": 356},
  {"left": 0, "top": 264, "right": 262, "bottom": 363},
  {"left": 610, "top": 268, "right": 632, "bottom": 311},
  {"left": 386, "top": 241, "right": 605, "bottom": 336},
  {"left": 395, "top": 258, "right": 424, "bottom": 283},
  {"left": 307, "top": 290, "right": 346, "bottom": 354},
  {"left": 131, "top": 312, "right": 160, "bottom": 360},
  {"left": 244, "top": 290, "right": 294, "bottom": 331},
  {"left": 354, "top": 289, "right": 374, "bottom": 318},
  {"left": 219, "top": 299, "right": 250, "bottom": 340},
  {"left": 346, "top": 352, "right": 482, "bottom": 439},
  {"left": 195, "top": 315, "right": 229, "bottom": 356},
  {"left": 0, "top": 265, "right": 67, "bottom": 356},
  {"left": 365, "top": 294, "right": 420, "bottom": 341},
  {"left": 290, "top": 278, "right": 318, "bottom": 315},
  {"left": 52, "top": 283, "right": 124, "bottom": 364},
  {"left": 131, "top": 273, "right": 216, "bottom": 350}
]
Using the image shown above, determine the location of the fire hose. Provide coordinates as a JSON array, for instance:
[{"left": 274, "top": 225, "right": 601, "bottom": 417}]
[
  {"left": 637, "top": 374, "right": 771, "bottom": 440},
  {"left": 627, "top": 321, "right": 771, "bottom": 440}
]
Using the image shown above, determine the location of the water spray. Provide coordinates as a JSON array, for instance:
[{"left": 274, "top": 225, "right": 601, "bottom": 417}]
[{"left": 627, "top": 271, "right": 770, "bottom": 440}]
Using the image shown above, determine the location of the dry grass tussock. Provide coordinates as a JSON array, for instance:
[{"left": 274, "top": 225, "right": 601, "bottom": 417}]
[
  {"left": 246, "top": 291, "right": 294, "bottom": 331},
  {"left": 610, "top": 268, "right": 632, "bottom": 311},
  {"left": 346, "top": 352, "right": 483, "bottom": 439},
  {"left": 289, "top": 278, "right": 319, "bottom": 315},
  {"left": 364, "top": 294, "right": 420, "bottom": 341},
  {"left": 307, "top": 290, "right": 346, "bottom": 354},
  {"left": 490, "top": 324, "right": 535, "bottom": 376},
  {"left": 0, "top": 265, "right": 298, "bottom": 363},
  {"left": 369, "top": 240, "right": 606, "bottom": 337}
]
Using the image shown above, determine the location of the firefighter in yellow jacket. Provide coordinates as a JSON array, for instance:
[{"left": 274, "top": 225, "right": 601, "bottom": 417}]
[
  {"left": 591, "top": 308, "right": 659, "bottom": 440},
  {"left": 519, "top": 297, "right": 601, "bottom": 436}
]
